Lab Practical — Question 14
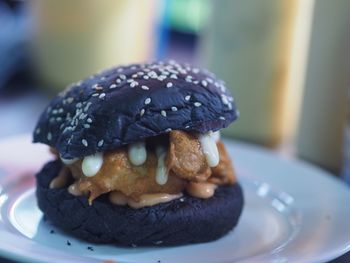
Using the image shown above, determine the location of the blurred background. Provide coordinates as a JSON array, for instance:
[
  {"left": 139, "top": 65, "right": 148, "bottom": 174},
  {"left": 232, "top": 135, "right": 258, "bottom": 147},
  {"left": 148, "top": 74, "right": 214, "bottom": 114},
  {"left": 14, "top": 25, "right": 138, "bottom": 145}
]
[{"left": 1, "top": 0, "right": 350, "bottom": 185}]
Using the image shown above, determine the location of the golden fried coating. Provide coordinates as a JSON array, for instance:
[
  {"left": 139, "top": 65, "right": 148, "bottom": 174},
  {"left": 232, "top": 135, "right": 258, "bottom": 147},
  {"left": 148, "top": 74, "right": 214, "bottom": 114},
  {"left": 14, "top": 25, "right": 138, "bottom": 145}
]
[
  {"left": 69, "top": 148, "right": 185, "bottom": 204},
  {"left": 65, "top": 131, "right": 236, "bottom": 203},
  {"left": 167, "top": 130, "right": 211, "bottom": 182}
]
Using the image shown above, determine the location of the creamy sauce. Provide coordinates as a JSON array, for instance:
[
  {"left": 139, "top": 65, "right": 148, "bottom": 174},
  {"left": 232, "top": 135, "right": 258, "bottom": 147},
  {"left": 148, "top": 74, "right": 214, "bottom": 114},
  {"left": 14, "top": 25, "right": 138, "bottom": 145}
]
[
  {"left": 109, "top": 191, "right": 183, "bottom": 208},
  {"left": 155, "top": 146, "right": 168, "bottom": 185},
  {"left": 60, "top": 155, "right": 78, "bottom": 165},
  {"left": 128, "top": 141, "right": 147, "bottom": 166},
  {"left": 186, "top": 182, "right": 217, "bottom": 199},
  {"left": 211, "top": 131, "right": 221, "bottom": 142},
  {"left": 199, "top": 132, "right": 220, "bottom": 167},
  {"left": 68, "top": 183, "right": 83, "bottom": 196},
  {"left": 82, "top": 153, "right": 104, "bottom": 177},
  {"left": 50, "top": 166, "right": 70, "bottom": 189},
  {"left": 109, "top": 191, "right": 128, "bottom": 205}
]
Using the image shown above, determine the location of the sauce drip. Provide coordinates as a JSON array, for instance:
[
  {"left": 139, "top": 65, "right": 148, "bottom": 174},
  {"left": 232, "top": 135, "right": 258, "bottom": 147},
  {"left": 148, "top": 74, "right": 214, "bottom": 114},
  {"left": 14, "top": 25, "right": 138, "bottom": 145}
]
[
  {"left": 128, "top": 141, "right": 147, "bottom": 166},
  {"left": 82, "top": 153, "right": 103, "bottom": 177},
  {"left": 109, "top": 191, "right": 183, "bottom": 209},
  {"left": 155, "top": 146, "right": 168, "bottom": 185},
  {"left": 68, "top": 183, "right": 83, "bottom": 196},
  {"left": 199, "top": 132, "right": 220, "bottom": 167},
  {"left": 186, "top": 182, "right": 217, "bottom": 199},
  {"left": 50, "top": 166, "right": 70, "bottom": 189}
]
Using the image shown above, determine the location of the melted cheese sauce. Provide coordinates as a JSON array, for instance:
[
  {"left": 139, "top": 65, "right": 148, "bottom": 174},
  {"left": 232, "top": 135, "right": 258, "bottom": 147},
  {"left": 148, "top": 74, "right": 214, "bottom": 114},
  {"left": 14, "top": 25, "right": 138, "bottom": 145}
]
[
  {"left": 186, "top": 182, "right": 217, "bottom": 199},
  {"left": 68, "top": 183, "right": 83, "bottom": 196},
  {"left": 49, "top": 166, "right": 70, "bottom": 189},
  {"left": 128, "top": 141, "right": 147, "bottom": 166},
  {"left": 82, "top": 153, "right": 103, "bottom": 177},
  {"left": 155, "top": 146, "right": 168, "bottom": 185},
  {"left": 109, "top": 191, "right": 183, "bottom": 209},
  {"left": 199, "top": 132, "right": 220, "bottom": 167}
]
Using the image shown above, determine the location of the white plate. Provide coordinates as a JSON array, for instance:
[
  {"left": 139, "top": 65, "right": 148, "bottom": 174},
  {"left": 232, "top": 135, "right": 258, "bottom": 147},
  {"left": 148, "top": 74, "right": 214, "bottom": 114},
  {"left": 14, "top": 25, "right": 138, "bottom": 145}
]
[{"left": 0, "top": 135, "right": 350, "bottom": 263}]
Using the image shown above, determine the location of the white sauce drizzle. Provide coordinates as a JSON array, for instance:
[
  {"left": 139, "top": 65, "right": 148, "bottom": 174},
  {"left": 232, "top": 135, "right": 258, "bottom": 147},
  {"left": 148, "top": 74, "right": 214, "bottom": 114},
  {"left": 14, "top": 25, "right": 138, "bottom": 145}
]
[
  {"left": 82, "top": 153, "right": 104, "bottom": 177},
  {"left": 199, "top": 132, "right": 220, "bottom": 167},
  {"left": 128, "top": 141, "right": 147, "bottom": 166},
  {"left": 155, "top": 146, "right": 168, "bottom": 185},
  {"left": 60, "top": 154, "right": 78, "bottom": 165},
  {"left": 211, "top": 131, "right": 221, "bottom": 142}
]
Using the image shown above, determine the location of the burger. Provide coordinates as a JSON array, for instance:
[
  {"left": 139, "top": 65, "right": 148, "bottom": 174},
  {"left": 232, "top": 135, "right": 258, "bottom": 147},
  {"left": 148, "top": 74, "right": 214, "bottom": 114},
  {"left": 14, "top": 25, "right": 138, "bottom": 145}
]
[{"left": 33, "top": 60, "right": 243, "bottom": 246}]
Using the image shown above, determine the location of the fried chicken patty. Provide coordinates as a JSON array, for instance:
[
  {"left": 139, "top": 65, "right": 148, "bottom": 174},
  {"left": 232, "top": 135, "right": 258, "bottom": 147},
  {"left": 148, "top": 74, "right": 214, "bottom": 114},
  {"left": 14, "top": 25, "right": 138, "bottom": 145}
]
[{"left": 58, "top": 131, "right": 236, "bottom": 202}]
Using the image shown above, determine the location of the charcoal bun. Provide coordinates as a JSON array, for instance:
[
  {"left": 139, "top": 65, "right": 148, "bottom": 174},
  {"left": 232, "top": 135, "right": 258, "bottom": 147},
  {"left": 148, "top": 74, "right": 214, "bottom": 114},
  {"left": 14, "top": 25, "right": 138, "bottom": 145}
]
[
  {"left": 36, "top": 160, "right": 244, "bottom": 246},
  {"left": 33, "top": 61, "right": 238, "bottom": 159}
]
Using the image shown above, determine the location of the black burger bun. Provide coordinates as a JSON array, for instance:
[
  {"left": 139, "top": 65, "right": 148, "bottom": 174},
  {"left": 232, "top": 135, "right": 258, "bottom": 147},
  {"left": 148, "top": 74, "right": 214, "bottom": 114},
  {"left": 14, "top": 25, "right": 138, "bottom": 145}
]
[
  {"left": 33, "top": 61, "right": 239, "bottom": 159},
  {"left": 36, "top": 160, "right": 244, "bottom": 246}
]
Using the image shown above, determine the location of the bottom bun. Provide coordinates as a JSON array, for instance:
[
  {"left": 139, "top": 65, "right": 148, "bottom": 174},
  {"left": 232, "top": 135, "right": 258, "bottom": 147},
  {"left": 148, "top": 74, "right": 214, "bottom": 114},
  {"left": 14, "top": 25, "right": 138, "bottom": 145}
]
[{"left": 36, "top": 160, "right": 244, "bottom": 246}]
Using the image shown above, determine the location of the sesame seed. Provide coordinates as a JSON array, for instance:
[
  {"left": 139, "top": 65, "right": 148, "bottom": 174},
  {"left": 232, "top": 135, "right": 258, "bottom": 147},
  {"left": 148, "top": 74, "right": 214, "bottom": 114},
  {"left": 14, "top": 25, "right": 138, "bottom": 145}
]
[
  {"left": 98, "top": 140, "right": 104, "bottom": 147},
  {"left": 116, "top": 79, "right": 121, "bottom": 83},
  {"left": 99, "top": 93, "right": 106, "bottom": 99},
  {"left": 170, "top": 74, "right": 177, "bottom": 79},
  {"left": 140, "top": 108, "right": 145, "bottom": 116},
  {"left": 82, "top": 139, "right": 88, "bottom": 147},
  {"left": 84, "top": 102, "right": 92, "bottom": 112},
  {"left": 141, "top": 85, "right": 149, "bottom": 90},
  {"left": 87, "top": 118, "right": 93, "bottom": 123},
  {"left": 94, "top": 85, "right": 103, "bottom": 91},
  {"left": 161, "top": 110, "right": 167, "bottom": 117},
  {"left": 166, "top": 82, "right": 173, "bottom": 88},
  {"left": 92, "top": 93, "right": 99, "bottom": 97},
  {"left": 145, "top": 98, "right": 151, "bottom": 105},
  {"left": 130, "top": 81, "right": 138, "bottom": 88},
  {"left": 219, "top": 116, "right": 226, "bottom": 120},
  {"left": 148, "top": 71, "right": 157, "bottom": 78},
  {"left": 35, "top": 128, "right": 41, "bottom": 134},
  {"left": 171, "top": 106, "right": 178, "bottom": 111},
  {"left": 193, "top": 80, "right": 199, "bottom": 84},
  {"left": 67, "top": 97, "right": 74, "bottom": 104},
  {"left": 132, "top": 74, "right": 138, "bottom": 78},
  {"left": 158, "top": 75, "right": 166, "bottom": 81},
  {"left": 52, "top": 109, "right": 58, "bottom": 114},
  {"left": 185, "top": 125, "right": 190, "bottom": 129},
  {"left": 84, "top": 124, "right": 90, "bottom": 129},
  {"left": 56, "top": 117, "right": 62, "bottom": 122},
  {"left": 109, "top": 84, "right": 117, "bottom": 89},
  {"left": 76, "top": 102, "right": 82, "bottom": 108},
  {"left": 185, "top": 95, "right": 191, "bottom": 101},
  {"left": 221, "top": 95, "right": 229, "bottom": 105},
  {"left": 165, "top": 128, "right": 172, "bottom": 132},
  {"left": 47, "top": 132, "right": 52, "bottom": 141},
  {"left": 117, "top": 68, "right": 123, "bottom": 72},
  {"left": 119, "top": 74, "right": 126, "bottom": 80},
  {"left": 194, "top": 102, "right": 202, "bottom": 107},
  {"left": 127, "top": 79, "right": 133, "bottom": 83},
  {"left": 143, "top": 75, "right": 149, "bottom": 80},
  {"left": 201, "top": 80, "right": 208, "bottom": 87}
]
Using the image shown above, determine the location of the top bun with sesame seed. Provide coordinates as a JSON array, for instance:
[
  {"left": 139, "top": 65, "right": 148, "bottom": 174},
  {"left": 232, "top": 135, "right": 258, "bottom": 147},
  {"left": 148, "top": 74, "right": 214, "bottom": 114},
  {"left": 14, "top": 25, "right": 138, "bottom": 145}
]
[{"left": 33, "top": 60, "right": 239, "bottom": 159}]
